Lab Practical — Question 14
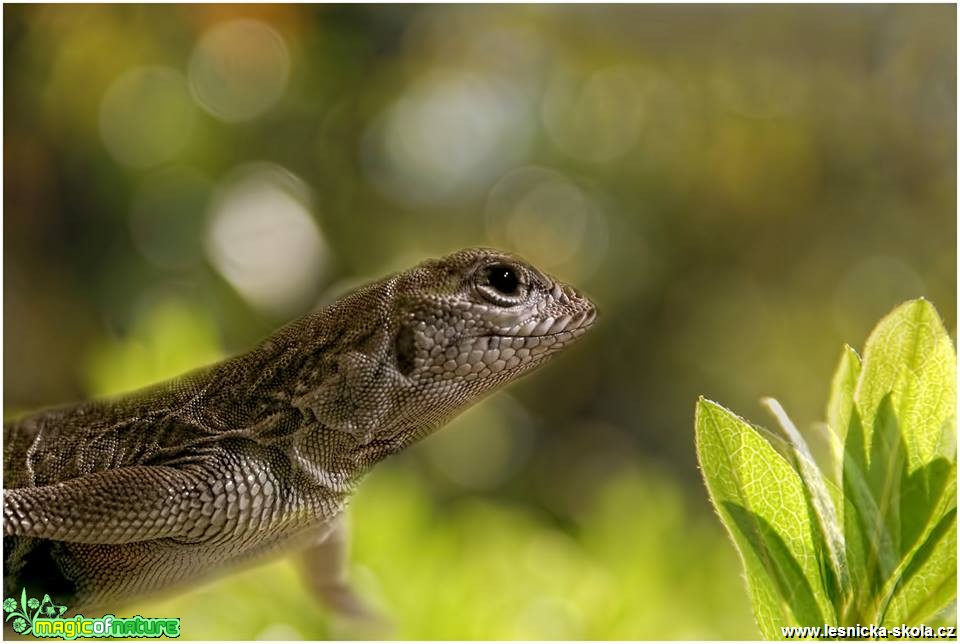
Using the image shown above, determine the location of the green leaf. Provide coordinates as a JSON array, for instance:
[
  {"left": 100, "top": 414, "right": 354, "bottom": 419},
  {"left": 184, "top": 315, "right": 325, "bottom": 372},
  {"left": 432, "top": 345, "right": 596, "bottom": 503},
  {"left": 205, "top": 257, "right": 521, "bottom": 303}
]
[
  {"left": 851, "top": 299, "right": 957, "bottom": 622},
  {"left": 866, "top": 395, "right": 906, "bottom": 563},
  {"left": 899, "top": 454, "right": 956, "bottom": 557},
  {"left": 695, "top": 398, "right": 830, "bottom": 637},
  {"left": 762, "top": 397, "right": 848, "bottom": 617},
  {"left": 856, "top": 299, "right": 956, "bottom": 473},
  {"left": 697, "top": 299, "right": 957, "bottom": 635},
  {"left": 842, "top": 407, "right": 898, "bottom": 620},
  {"left": 826, "top": 345, "right": 861, "bottom": 481},
  {"left": 827, "top": 344, "right": 862, "bottom": 445},
  {"left": 881, "top": 508, "right": 957, "bottom": 627},
  {"left": 841, "top": 411, "right": 868, "bottom": 610},
  {"left": 876, "top": 461, "right": 957, "bottom": 626}
]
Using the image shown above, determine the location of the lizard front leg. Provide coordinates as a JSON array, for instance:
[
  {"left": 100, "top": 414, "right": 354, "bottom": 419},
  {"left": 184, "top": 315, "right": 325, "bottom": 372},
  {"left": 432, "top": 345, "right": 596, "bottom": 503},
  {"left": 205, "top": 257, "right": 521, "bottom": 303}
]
[
  {"left": 298, "top": 516, "right": 384, "bottom": 623},
  {"left": 3, "top": 464, "right": 220, "bottom": 544}
]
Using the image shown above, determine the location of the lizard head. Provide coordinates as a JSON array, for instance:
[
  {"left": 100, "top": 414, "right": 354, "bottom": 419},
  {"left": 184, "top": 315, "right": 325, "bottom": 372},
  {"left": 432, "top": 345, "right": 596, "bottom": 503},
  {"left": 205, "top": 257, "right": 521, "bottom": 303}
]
[
  {"left": 384, "top": 247, "right": 595, "bottom": 438},
  {"left": 395, "top": 247, "right": 596, "bottom": 381},
  {"left": 296, "top": 247, "right": 595, "bottom": 455}
]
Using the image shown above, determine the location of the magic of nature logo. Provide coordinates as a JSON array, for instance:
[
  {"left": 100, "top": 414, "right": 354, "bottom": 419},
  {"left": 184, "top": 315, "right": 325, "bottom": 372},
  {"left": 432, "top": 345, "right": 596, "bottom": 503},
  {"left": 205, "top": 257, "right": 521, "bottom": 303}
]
[{"left": 3, "top": 589, "right": 180, "bottom": 639}]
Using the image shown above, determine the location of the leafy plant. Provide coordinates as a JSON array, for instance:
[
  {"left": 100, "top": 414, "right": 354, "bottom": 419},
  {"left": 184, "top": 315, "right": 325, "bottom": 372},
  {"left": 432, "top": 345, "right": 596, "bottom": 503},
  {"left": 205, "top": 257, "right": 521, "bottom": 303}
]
[{"left": 696, "top": 299, "right": 956, "bottom": 638}]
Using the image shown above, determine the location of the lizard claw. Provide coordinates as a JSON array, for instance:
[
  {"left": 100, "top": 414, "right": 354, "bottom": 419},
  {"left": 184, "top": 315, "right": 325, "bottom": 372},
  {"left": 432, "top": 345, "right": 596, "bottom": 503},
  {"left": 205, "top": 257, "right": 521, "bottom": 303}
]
[{"left": 316, "top": 582, "right": 394, "bottom": 637}]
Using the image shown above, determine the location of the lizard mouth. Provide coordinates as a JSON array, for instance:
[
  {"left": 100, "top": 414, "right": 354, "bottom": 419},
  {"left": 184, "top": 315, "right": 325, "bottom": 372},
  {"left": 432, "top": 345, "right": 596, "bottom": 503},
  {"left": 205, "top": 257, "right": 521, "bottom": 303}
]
[{"left": 496, "top": 307, "right": 597, "bottom": 339}]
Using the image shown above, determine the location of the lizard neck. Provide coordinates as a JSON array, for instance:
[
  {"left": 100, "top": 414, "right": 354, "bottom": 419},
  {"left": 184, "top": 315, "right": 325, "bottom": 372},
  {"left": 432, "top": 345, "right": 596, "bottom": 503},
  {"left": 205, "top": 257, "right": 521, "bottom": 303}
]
[{"left": 287, "top": 420, "right": 423, "bottom": 497}]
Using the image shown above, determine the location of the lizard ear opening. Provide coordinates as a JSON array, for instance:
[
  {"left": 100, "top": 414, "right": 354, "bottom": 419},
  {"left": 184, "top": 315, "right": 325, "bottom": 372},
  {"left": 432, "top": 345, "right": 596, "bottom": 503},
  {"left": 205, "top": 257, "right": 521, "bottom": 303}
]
[
  {"left": 395, "top": 325, "right": 416, "bottom": 377},
  {"left": 293, "top": 350, "right": 398, "bottom": 445}
]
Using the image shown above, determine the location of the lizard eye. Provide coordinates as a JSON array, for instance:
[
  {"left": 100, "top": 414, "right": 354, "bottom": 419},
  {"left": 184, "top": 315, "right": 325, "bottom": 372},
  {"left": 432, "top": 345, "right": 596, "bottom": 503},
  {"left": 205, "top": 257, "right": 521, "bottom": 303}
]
[
  {"left": 488, "top": 265, "right": 519, "bottom": 295},
  {"left": 476, "top": 262, "right": 527, "bottom": 305}
]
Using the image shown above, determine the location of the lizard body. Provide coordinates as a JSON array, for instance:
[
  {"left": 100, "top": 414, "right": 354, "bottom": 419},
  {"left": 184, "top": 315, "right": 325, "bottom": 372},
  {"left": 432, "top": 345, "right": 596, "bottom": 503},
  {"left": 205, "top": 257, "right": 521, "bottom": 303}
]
[{"left": 3, "top": 247, "right": 595, "bottom": 615}]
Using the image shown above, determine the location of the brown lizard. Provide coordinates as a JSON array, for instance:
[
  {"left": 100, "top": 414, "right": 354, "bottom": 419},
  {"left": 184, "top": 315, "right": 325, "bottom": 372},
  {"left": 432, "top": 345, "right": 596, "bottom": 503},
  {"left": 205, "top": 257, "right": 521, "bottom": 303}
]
[{"left": 3, "top": 247, "right": 596, "bottom": 618}]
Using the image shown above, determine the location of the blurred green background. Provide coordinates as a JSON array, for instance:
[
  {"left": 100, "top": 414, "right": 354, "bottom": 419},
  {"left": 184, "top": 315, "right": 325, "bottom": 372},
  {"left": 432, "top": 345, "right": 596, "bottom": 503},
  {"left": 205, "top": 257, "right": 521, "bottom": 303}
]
[{"left": 4, "top": 4, "right": 956, "bottom": 639}]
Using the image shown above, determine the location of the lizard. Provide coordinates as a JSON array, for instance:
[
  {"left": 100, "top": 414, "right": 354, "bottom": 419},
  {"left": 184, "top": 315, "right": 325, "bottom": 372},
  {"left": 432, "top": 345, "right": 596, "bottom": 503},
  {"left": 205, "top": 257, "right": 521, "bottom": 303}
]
[{"left": 3, "top": 247, "right": 596, "bottom": 619}]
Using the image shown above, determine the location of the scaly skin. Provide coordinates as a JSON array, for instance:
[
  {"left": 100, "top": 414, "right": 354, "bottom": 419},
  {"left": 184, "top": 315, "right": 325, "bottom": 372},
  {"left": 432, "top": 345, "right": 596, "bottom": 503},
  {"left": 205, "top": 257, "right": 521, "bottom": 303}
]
[{"left": 3, "top": 247, "right": 596, "bottom": 614}]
